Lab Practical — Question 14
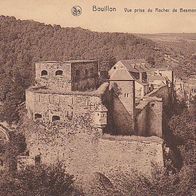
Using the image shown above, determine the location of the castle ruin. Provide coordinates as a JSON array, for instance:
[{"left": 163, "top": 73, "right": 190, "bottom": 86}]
[{"left": 20, "top": 59, "right": 174, "bottom": 178}]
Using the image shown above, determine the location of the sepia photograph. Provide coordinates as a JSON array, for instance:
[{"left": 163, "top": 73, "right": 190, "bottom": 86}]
[{"left": 0, "top": 0, "right": 195, "bottom": 195}]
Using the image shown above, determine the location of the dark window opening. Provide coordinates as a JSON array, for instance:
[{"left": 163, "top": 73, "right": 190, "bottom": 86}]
[
  {"left": 151, "top": 103, "right": 155, "bottom": 107},
  {"left": 41, "top": 70, "right": 48, "bottom": 76},
  {"left": 52, "top": 115, "right": 60, "bottom": 122},
  {"left": 26, "top": 150, "right": 29, "bottom": 156},
  {"left": 0, "top": 159, "right": 3, "bottom": 167},
  {"left": 90, "top": 68, "right": 94, "bottom": 74},
  {"left": 55, "top": 70, "right": 63, "bottom": 76},
  {"left": 67, "top": 111, "right": 73, "bottom": 120},
  {"left": 75, "top": 70, "right": 80, "bottom": 80},
  {"left": 35, "top": 113, "right": 42, "bottom": 119},
  {"left": 142, "top": 72, "right": 147, "bottom": 82},
  {"left": 85, "top": 69, "right": 88, "bottom": 77},
  {"left": 85, "top": 82, "right": 90, "bottom": 89},
  {"left": 100, "top": 71, "right": 109, "bottom": 79},
  {"left": 124, "top": 93, "right": 129, "bottom": 97},
  {"left": 131, "top": 72, "right": 140, "bottom": 80},
  {"left": 35, "top": 155, "right": 41, "bottom": 165}
]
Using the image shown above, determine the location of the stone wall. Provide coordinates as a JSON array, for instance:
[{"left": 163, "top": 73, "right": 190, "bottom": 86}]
[
  {"left": 135, "top": 85, "right": 172, "bottom": 138},
  {"left": 35, "top": 61, "right": 99, "bottom": 91},
  {"left": 107, "top": 80, "right": 135, "bottom": 135},
  {"left": 147, "top": 85, "right": 171, "bottom": 106},
  {"left": 71, "top": 61, "right": 99, "bottom": 91},
  {"left": 136, "top": 97, "right": 163, "bottom": 138},
  {"left": 98, "top": 134, "right": 164, "bottom": 177},
  {"left": 23, "top": 118, "right": 164, "bottom": 179},
  {"left": 26, "top": 89, "right": 104, "bottom": 123},
  {"left": 135, "top": 102, "right": 148, "bottom": 136},
  {"left": 35, "top": 62, "right": 72, "bottom": 91}
]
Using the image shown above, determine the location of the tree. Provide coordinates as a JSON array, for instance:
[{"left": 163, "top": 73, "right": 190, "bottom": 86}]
[
  {"left": 169, "top": 109, "right": 196, "bottom": 166},
  {"left": 0, "top": 163, "right": 81, "bottom": 196}
]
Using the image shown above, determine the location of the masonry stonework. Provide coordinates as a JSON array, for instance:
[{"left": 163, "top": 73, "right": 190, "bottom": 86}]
[
  {"left": 22, "top": 58, "right": 174, "bottom": 180},
  {"left": 22, "top": 118, "right": 164, "bottom": 178}
]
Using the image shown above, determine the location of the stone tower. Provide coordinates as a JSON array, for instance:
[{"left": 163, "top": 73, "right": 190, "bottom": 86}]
[{"left": 108, "top": 67, "right": 136, "bottom": 135}]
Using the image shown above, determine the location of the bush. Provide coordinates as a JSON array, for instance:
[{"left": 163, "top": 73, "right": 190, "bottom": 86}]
[{"left": 0, "top": 163, "right": 81, "bottom": 196}]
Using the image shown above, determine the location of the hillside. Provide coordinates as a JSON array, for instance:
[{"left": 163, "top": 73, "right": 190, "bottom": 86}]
[
  {"left": 0, "top": 15, "right": 195, "bottom": 123},
  {"left": 138, "top": 33, "right": 196, "bottom": 77}
]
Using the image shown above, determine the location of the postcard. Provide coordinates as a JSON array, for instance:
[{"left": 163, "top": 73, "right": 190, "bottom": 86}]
[{"left": 0, "top": 0, "right": 195, "bottom": 195}]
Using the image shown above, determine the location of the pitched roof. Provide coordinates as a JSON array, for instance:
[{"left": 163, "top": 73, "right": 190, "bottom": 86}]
[
  {"left": 109, "top": 69, "right": 134, "bottom": 80},
  {"left": 119, "top": 60, "right": 147, "bottom": 73}
]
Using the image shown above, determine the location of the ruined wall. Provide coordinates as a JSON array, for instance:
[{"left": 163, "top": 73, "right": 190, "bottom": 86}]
[
  {"left": 147, "top": 99, "right": 162, "bottom": 137},
  {"left": 71, "top": 61, "right": 99, "bottom": 91},
  {"left": 23, "top": 118, "right": 164, "bottom": 178},
  {"left": 135, "top": 103, "right": 148, "bottom": 136},
  {"left": 147, "top": 85, "right": 171, "bottom": 106},
  {"left": 98, "top": 135, "right": 164, "bottom": 177},
  {"left": 35, "top": 62, "right": 72, "bottom": 91},
  {"left": 26, "top": 89, "right": 104, "bottom": 123},
  {"left": 136, "top": 98, "right": 163, "bottom": 138}
]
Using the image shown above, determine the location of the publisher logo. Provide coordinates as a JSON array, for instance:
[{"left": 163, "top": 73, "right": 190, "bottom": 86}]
[{"left": 71, "top": 6, "right": 82, "bottom": 16}]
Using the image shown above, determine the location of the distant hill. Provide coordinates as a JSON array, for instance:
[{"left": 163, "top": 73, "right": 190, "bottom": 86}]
[
  {"left": 138, "top": 33, "right": 196, "bottom": 77},
  {"left": 0, "top": 15, "right": 195, "bottom": 123}
]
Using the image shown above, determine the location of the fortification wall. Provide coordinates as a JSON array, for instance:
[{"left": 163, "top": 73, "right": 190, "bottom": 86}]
[
  {"left": 26, "top": 89, "right": 103, "bottom": 123},
  {"left": 97, "top": 135, "right": 164, "bottom": 177},
  {"left": 23, "top": 119, "right": 164, "bottom": 178},
  {"left": 136, "top": 102, "right": 148, "bottom": 136},
  {"left": 136, "top": 97, "right": 163, "bottom": 138},
  {"left": 147, "top": 85, "right": 170, "bottom": 106}
]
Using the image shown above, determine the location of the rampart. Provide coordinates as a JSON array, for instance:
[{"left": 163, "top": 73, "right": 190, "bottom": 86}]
[
  {"left": 26, "top": 83, "right": 109, "bottom": 124},
  {"left": 135, "top": 85, "right": 172, "bottom": 138},
  {"left": 21, "top": 118, "right": 164, "bottom": 178},
  {"left": 136, "top": 97, "right": 162, "bottom": 137}
]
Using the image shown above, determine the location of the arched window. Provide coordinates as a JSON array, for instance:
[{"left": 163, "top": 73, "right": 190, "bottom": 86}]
[
  {"left": 41, "top": 70, "right": 48, "bottom": 76},
  {"left": 55, "top": 70, "right": 63, "bottom": 76},
  {"left": 34, "top": 113, "right": 42, "bottom": 119},
  {"left": 52, "top": 115, "right": 60, "bottom": 122}
]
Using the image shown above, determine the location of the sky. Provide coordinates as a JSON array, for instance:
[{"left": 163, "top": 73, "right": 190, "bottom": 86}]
[{"left": 0, "top": 0, "right": 196, "bottom": 33}]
